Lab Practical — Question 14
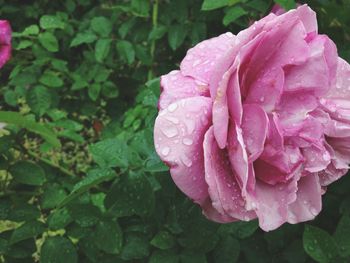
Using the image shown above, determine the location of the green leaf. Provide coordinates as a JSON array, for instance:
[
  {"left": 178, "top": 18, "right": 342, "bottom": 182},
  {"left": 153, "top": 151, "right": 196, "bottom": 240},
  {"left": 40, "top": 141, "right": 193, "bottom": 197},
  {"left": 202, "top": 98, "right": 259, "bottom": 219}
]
[
  {"left": 8, "top": 204, "right": 41, "bottom": 222},
  {"left": 116, "top": 40, "right": 135, "bottom": 65},
  {"left": 47, "top": 208, "right": 73, "bottom": 230},
  {"left": 70, "top": 32, "right": 97, "bottom": 47},
  {"left": 303, "top": 225, "right": 338, "bottom": 263},
  {"left": 180, "top": 251, "right": 207, "bottom": 263},
  {"left": 22, "top": 25, "right": 40, "bottom": 36},
  {"left": 91, "top": 16, "right": 112, "bottom": 37},
  {"left": 69, "top": 204, "right": 100, "bottom": 227},
  {"left": 223, "top": 6, "right": 247, "bottom": 26},
  {"left": 41, "top": 185, "right": 67, "bottom": 209},
  {"left": 39, "top": 71, "right": 64, "bottom": 88},
  {"left": 201, "top": 0, "right": 233, "bottom": 10},
  {"left": 121, "top": 232, "right": 150, "bottom": 260},
  {"left": 95, "top": 39, "right": 112, "bottom": 63},
  {"left": 10, "top": 221, "right": 45, "bottom": 245},
  {"left": 148, "top": 25, "right": 167, "bottom": 41},
  {"left": 26, "top": 85, "right": 52, "bottom": 116},
  {"left": 58, "top": 168, "right": 115, "bottom": 208},
  {"left": 89, "top": 138, "right": 129, "bottom": 168},
  {"left": 131, "top": 0, "right": 150, "bottom": 17},
  {"left": 9, "top": 161, "right": 46, "bottom": 186},
  {"left": 88, "top": 83, "right": 102, "bottom": 101},
  {"left": 39, "top": 15, "right": 65, "bottom": 30},
  {"left": 213, "top": 236, "right": 240, "bottom": 263},
  {"left": 168, "top": 24, "right": 187, "bottom": 50},
  {"left": 38, "top": 32, "right": 59, "bottom": 52},
  {"left": 105, "top": 172, "right": 155, "bottom": 217},
  {"left": 334, "top": 214, "right": 350, "bottom": 257},
  {"left": 16, "top": 40, "right": 32, "bottom": 50},
  {"left": 151, "top": 231, "right": 175, "bottom": 250},
  {"left": 40, "top": 236, "right": 77, "bottom": 263},
  {"left": 150, "top": 249, "right": 179, "bottom": 263},
  {"left": 274, "top": 0, "right": 295, "bottom": 10},
  {"left": 94, "top": 220, "right": 123, "bottom": 254},
  {"left": 0, "top": 111, "right": 61, "bottom": 147}
]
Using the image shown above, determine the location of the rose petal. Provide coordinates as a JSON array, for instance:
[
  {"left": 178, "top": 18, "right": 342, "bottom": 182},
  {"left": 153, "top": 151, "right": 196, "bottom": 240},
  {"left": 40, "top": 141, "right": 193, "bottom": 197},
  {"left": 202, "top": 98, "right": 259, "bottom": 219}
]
[
  {"left": 287, "top": 174, "right": 322, "bottom": 224},
  {"left": 241, "top": 104, "right": 269, "bottom": 162},
  {"left": 159, "top": 70, "right": 209, "bottom": 110},
  {"left": 203, "top": 127, "right": 256, "bottom": 220},
  {"left": 154, "top": 97, "right": 212, "bottom": 204},
  {"left": 180, "top": 32, "right": 236, "bottom": 85}
]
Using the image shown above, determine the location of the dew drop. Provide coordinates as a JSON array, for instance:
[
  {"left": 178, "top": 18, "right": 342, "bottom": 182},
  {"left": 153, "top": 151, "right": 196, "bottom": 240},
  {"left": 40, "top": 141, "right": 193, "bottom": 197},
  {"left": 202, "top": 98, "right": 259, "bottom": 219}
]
[
  {"left": 161, "top": 147, "right": 170, "bottom": 156},
  {"left": 166, "top": 116, "right": 180, "bottom": 124},
  {"left": 168, "top": 103, "right": 178, "bottom": 112},
  {"left": 161, "top": 125, "right": 178, "bottom": 138},
  {"left": 181, "top": 155, "right": 193, "bottom": 167},
  {"left": 184, "top": 118, "right": 196, "bottom": 134},
  {"left": 183, "top": 138, "right": 193, "bottom": 146},
  {"left": 310, "top": 207, "right": 318, "bottom": 216}
]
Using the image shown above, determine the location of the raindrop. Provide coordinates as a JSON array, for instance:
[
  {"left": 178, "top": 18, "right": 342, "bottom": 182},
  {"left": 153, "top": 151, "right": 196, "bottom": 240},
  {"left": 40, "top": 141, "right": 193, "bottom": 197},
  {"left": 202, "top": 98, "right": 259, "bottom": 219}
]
[
  {"left": 161, "top": 125, "right": 178, "bottom": 138},
  {"left": 322, "top": 152, "right": 330, "bottom": 161},
  {"left": 161, "top": 147, "right": 170, "bottom": 156},
  {"left": 193, "top": 59, "right": 201, "bottom": 67},
  {"left": 310, "top": 207, "right": 318, "bottom": 216},
  {"left": 166, "top": 116, "right": 180, "bottom": 124},
  {"left": 183, "top": 138, "right": 193, "bottom": 146},
  {"left": 168, "top": 103, "right": 178, "bottom": 112},
  {"left": 184, "top": 118, "right": 196, "bottom": 134},
  {"left": 181, "top": 155, "right": 193, "bottom": 167}
]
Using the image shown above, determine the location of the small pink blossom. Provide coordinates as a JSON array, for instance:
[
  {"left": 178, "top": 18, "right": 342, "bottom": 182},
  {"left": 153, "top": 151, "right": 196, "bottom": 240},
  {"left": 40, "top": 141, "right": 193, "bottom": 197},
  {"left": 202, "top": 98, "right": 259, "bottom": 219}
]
[
  {"left": 154, "top": 5, "right": 350, "bottom": 231},
  {"left": 0, "top": 20, "right": 11, "bottom": 68}
]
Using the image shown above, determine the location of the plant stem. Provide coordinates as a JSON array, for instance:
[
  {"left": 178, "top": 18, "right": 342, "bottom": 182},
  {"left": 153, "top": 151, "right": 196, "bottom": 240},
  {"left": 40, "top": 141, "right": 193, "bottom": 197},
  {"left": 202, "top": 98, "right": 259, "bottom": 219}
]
[
  {"left": 148, "top": 0, "right": 159, "bottom": 80},
  {"left": 26, "top": 149, "right": 76, "bottom": 177}
]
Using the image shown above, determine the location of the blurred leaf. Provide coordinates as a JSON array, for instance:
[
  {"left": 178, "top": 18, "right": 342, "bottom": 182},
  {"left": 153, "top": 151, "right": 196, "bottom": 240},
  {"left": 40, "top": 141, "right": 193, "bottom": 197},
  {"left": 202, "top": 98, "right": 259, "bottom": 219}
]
[
  {"left": 91, "top": 16, "right": 112, "bottom": 37},
  {"left": 40, "top": 236, "right": 77, "bottom": 263},
  {"left": 334, "top": 214, "right": 350, "bottom": 257},
  {"left": 26, "top": 85, "right": 52, "bottom": 116},
  {"left": 303, "top": 225, "right": 338, "bottom": 263},
  {"left": 70, "top": 32, "right": 97, "bottom": 47},
  {"left": 94, "top": 220, "right": 123, "bottom": 254},
  {"left": 9, "top": 161, "right": 46, "bottom": 186},
  {"left": 168, "top": 24, "right": 187, "bottom": 50},
  {"left": 39, "top": 15, "right": 65, "bottom": 29},
  {"left": 223, "top": 6, "right": 247, "bottom": 26},
  {"left": 38, "top": 32, "right": 59, "bottom": 52},
  {"left": 10, "top": 221, "right": 45, "bottom": 245},
  {"left": 95, "top": 39, "right": 112, "bottom": 63},
  {"left": 0, "top": 111, "right": 61, "bottom": 147},
  {"left": 150, "top": 231, "right": 175, "bottom": 250},
  {"left": 89, "top": 138, "right": 129, "bottom": 168},
  {"left": 105, "top": 172, "right": 155, "bottom": 217},
  {"left": 116, "top": 40, "right": 135, "bottom": 65},
  {"left": 58, "top": 168, "right": 115, "bottom": 208},
  {"left": 201, "top": 0, "right": 236, "bottom": 10},
  {"left": 213, "top": 236, "right": 240, "bottom": 263}
]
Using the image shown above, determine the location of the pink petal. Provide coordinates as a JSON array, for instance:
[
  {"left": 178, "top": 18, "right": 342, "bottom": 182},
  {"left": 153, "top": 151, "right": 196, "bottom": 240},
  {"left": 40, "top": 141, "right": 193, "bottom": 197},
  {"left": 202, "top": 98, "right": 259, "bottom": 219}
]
[
  {"left": 295, "top": 4, "right": 318, "bottom": 34},
  {"left": 203, "top": 127, "right": 256, "bottom": 220},
  {"left": 277, "top": 91, "right": 318, "bottom": 129},
  {"left": 244, "top": 66, "right": 284, "bottom": 112},
  {"left": 284, "top": 35, "right": 337, "bottom": 96},
  {"left": 0, "top": 20, "right": 11, "bottom": 68},
  {"left": 159, "top": 70, "right": 209, "bottom": 110},
  {"left": 202, "top": 197, "right": 237, "bottom": 223},
  {"left": 253, "top": 166, "right": 301, "bottom": 231},
  {"left": 302, "top": 144, "right": 331, "bottom": 173},
  {"left": 154, "top": 97, "right": 212, "bottom": 204},
  {"left": 241, "top": 104, "right": 269, "bottom": 162},
  {"left": 287, "top": 174, "right": 322, "bottom": 224},
  {"left": 180, "top": 32, "right": 236, "bottom": 85}
]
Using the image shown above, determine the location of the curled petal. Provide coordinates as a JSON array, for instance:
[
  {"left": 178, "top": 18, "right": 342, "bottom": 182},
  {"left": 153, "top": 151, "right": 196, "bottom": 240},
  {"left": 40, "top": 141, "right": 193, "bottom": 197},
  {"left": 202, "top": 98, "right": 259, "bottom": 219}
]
[
  {"left": 159, "top": 70, "right": 209, "bottom": 110},
  {"left": 154, "top": 97, "right": 212, "bottom": 204},
  {"left": 203, "top": 127, "right": 256, "bottom": 220}
]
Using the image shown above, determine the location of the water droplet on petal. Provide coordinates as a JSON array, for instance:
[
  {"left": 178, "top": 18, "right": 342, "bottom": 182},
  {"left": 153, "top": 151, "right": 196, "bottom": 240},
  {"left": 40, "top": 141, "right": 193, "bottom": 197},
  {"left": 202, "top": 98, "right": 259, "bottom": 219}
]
[
  {"left": 166, "top": 116, "right": 180, "bottom": 124},
  {"left": 168, "top": 103, "right": 178, "bottom": 112},
  {"left": 161, "top": 147, "right": 170, "bottom": 156},
  {"left": 181, "top": 155, "right": 193, "bottom": 167},
  {"left": 183, "top": 138, "right": 193, "bottom": 146},
  {"left": 161, "top": 125, "right": 178, "bottom": 138},
  {"left": 310, "top": 207, "right": 318, "bottom": 216}
]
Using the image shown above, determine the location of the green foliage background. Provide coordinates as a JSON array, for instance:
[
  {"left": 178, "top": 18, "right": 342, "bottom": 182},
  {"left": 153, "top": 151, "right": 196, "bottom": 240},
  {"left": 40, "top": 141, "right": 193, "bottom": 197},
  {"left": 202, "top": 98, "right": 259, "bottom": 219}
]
[{"left": 0, "top": 0, "right": 349, "bottom": 262}]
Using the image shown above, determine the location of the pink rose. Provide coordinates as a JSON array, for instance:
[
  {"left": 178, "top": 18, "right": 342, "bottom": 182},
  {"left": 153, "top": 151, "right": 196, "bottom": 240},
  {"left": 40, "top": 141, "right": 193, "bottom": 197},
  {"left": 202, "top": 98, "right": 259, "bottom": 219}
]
[
  {"left": 0, "top": 20, "right": 11, "bottom": 68},
  {"left": 154, "top": 5, "right": 350, "bottom": 231}
]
